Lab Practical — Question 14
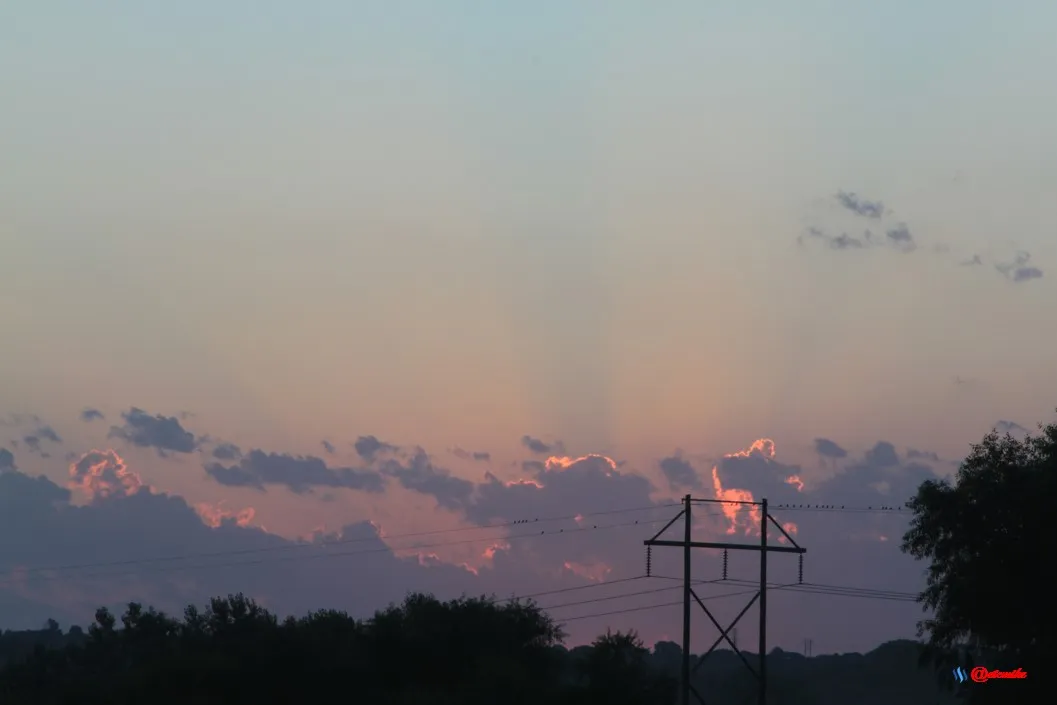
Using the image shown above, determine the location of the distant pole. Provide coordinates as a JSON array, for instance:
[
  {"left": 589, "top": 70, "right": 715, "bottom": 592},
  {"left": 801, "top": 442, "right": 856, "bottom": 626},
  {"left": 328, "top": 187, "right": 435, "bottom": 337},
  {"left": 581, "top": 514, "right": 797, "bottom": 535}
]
[
  {"left": 681, "top": 494, "right": 692, "bottom": 705},
  {"left": 759, "top": 498, "right": 768, "bottom": 705}
]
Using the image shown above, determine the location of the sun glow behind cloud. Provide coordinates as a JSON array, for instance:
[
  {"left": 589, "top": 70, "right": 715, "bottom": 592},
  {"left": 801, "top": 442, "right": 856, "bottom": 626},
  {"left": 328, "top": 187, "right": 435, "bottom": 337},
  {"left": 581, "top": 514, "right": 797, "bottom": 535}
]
[
  {"left": 708, "top": 439, "right": 801, "bottom": 538},
  {"left": 68, "top": 449, "right": 143, "bottom": 501}
]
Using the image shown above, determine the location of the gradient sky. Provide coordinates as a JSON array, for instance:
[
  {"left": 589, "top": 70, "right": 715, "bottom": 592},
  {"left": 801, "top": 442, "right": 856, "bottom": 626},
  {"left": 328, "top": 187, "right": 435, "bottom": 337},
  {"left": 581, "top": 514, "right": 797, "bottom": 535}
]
[{"left": 2, "top": 1, "right": 1056, "bottom": 655}]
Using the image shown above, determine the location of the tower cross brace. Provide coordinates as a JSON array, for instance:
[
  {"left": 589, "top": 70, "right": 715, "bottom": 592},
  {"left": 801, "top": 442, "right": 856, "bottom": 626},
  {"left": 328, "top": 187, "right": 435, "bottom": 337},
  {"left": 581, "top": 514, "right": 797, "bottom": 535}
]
[{"left": 644, "top": 495, "right": 806, "bottom": 705}]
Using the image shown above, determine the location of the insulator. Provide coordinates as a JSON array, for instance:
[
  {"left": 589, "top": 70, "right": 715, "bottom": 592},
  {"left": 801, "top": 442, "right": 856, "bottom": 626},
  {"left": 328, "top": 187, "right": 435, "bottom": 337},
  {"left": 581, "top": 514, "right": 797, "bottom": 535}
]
[
  {"left": 722, "top": 549, "right": 728, "bottom": 580},
  {"left": 798, "top": 554, "right": 804, "bottom": 584},
  {"left": 646, "top": 545, "right": 652, "bottom": 577}
]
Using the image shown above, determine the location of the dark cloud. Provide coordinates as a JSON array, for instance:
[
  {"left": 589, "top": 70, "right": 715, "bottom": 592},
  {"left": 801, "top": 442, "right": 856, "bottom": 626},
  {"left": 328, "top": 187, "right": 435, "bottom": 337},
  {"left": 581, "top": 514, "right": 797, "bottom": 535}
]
[
  {"left": 659, "top": 455, "right": 701, "bottom": 491},
  {"left": 205, "top": 450, "right": 385, "bottom": 495},
  {"left": 813, "top": 438, "right": 848, "bottom": 459},
  {"left": 22, "top": 425, "right": 62, "bottom": 456},
  {"left": 109, "top": 407, "right": 197, "bottom": 455},
  {"left": 521, "top": 435, "right": 563, "bottom": 455},
  {"left": 995, "top": 420, "right": 1029, "bottom": 436},
  {"left": 321, "top": 440, "right": 335, "bottom": 454},
  {"left": 712, "top": 441, "right": 805, "bottom": 511},
  {"left": 864, "top": 441, "right": 899, "bottom": 469},
  {"left": 451, "top": 448, "right": 491, "bottom": 462},
  {"left": 905, "top": 448, "right": 940, "bottom": 463},
  {"left": 0, "top": 463, "right": 477, "bottom": 634},
  {"left": 0, "top": 448, "right": 15, "bottom": 472},
  {"left": 885, "top": 223, "right": 915, "bottom": 251},
  {"left": 34, "top": 426, "right": 61, "bottom": 443},
  {"left": 808, "top": 457, "right": 936, "bottom": 512},
  {"left": 521, "top": 460, "right": 545, "bottom": 474},
  {"left": 379, "top": 452, "right": 475, "bottom": 511},
  {"left": 835, "top": 191, "right": 885, "bottom": 219},
  {"left": 831, "top": 233, "right": 864, "bottom": 249},
  {"left": 354, "top": 435, "right": 397, "bottom": 461},
  {"left": 798, "top": 227, "right": 868, "bottom": 250},
  {"left": 69, "top": 449, "right": 144, "bottom": 500},
  {"left": 211, "top": 443, "right": 242, "bottom": 461},
  {"left": 0, "top": 413, "right": 42, "bottom": 427},
  {"left": 996, "top": 251, "right": 1044, "bottom": 283},
  {"left": 466, "top": 454, "right": 654, "bottom": 528},
  {"left": 80, "top": 408, "right": 105, "bottom": 422},
  {"left": 0, "top": 466, "right": 70, "bottom": 511},
  {"left": 804, "top": 197, "right": 1047, "bottom": 281},
  {"left": 1013, "top": 266, "right": 1043, "bottom": 282}
]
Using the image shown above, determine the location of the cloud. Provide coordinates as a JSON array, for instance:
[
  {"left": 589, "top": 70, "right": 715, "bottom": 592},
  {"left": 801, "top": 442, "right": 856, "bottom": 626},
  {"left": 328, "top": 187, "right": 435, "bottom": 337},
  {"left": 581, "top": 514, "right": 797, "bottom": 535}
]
[
  {"left": 994, "top": 420, "right": 1029, "bottom": 436},
  {"left": 885, "top": 223, "right": 915, "bottom": 252},
  {"left": 659, "top": 454, "right": 701, "bottom": 491},
  {"left": 800, "top": 228, "right": 865, "bottom": 250},
  {"left": 802, "top": 194, "right": 1045, "bottom": 282},
  {"left": 0, "top": 461, "right": 478, "bottom": 634},
  {"left": 379, "top": 451, "right": 475, "bottom": 511},
  {"left": 814, "top": 438, "right": 848, "bottom": 459},
  {"left": 108, "top": 407, "right": 197, "bottom": 455},
  {"left": 211, "top": 443, "right": 242, "bottom": 461},
  {"left": 451, "top": 448, "right": 491, "bottom": 462},
  {"left": 807, "top": 445, "right": 936, "bottom": 511},
  {"left": 466, "top": 454, "right": 652, "bottom": 526},
  {"left": 1013, "top": 266, "right": 1043, "bottom": 281},
  {"left": 521, "top": 435, "right": 564, "bottom": 455},
  {"left": 0, "top": 448, "right": 15, "bottom": 472},
  {"left": 68, "top": 449, "right": 144, "bottom": 501},
  {"left": 22, "top": 425, "right": 62, "bottom": 456},
  {"left": 708, "top": 439, "right": 805, "bottom": 533},
  {"left": 80, "top": 408, "right": 105, "bottom": 422},
  {"left": 205, "top": 450, "right": 385, "bottom": 495},
  {"left": 321, "top": 440, "right": 335, "bottom": 454},
  {"left": 863, "top": 442, "right": 899, "bottom": 469},
  {"left": 836, "top": 191, "right": 885, "bottom": 219},
  {"left": 905, "top": 448, "right": 940, "bottom": 463},
  {"left": 353, "top": 435, "right": 397, "bottom": 461},
  {"left": 194, "top": 501, "right": 256, "bottom": 529},
  {"left": 996, "top": 251, "right": 1044, "bottom": 283}
]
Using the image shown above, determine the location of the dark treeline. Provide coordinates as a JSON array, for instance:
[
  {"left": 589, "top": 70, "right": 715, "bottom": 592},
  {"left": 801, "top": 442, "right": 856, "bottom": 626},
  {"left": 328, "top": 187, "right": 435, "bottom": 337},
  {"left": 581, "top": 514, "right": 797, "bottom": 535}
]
[
  {"left": 0, "top": 593, "right": 673, "bottom": 705},
  {"left": 1, "top": 594, "right": 957, "bottom": 705}
]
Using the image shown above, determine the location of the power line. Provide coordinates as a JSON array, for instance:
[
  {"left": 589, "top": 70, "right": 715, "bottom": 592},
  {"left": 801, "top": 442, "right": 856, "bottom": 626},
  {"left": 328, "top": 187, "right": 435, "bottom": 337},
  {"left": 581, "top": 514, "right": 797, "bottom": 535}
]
[
  {"left": 490, "top": 576, "right": 649, "bottom": 604},
  {"left": 722, "top": 579, "right": 918, "bottom": 602},
  {"left": 9, "top": 501, "right": 904, "bottom": 581},
  {"left": 537, "top": 579, "right": 731, "bottom": 611},
  {"left": 723, "top": 578, "right": 917, "bottom": 599},
  {"left": 771, "top": 504, "right": 907, "bottom": 514},
  {"left": 0, "top": 514, "right": 683, "bottom": 588},
  {"left": 548, "top": 578, "right": 921, "bottom": 624},
  {"left": 650, "top": 574, "right": 919, "bottom": 600},
  {"left": 15, "top": 502, "right": 683, "bottom": 577},
  {"left": 557, "top": 587, "right": 764, "bottom": 624}
]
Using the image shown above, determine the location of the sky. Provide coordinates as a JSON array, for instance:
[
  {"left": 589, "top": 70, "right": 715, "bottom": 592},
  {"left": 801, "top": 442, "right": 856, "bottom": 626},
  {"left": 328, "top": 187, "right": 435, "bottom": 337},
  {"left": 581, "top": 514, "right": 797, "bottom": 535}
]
[{"left": 2, "top": 1, "right": 1056, "bottom": 656}]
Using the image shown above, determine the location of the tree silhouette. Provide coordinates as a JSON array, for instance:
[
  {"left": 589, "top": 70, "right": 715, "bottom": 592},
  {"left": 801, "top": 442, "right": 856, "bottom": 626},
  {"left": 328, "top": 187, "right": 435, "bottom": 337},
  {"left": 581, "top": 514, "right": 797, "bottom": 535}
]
[
  {"left": 902, "top": 415, "right": 1055, "bottom": 704},
  {"left": 575, "top": 629, "right": 676, "bottom": 705}
]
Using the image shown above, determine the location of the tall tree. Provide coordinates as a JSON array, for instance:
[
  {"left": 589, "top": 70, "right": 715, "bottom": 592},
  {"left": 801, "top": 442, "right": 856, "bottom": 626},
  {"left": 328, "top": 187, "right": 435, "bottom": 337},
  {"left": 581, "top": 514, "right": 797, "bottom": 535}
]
[{"left": 902, "top": 416, "right": 1056, "bottom": 703}]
